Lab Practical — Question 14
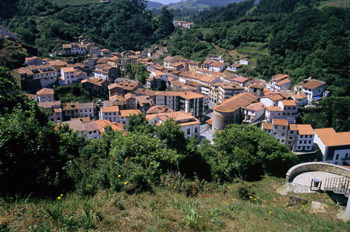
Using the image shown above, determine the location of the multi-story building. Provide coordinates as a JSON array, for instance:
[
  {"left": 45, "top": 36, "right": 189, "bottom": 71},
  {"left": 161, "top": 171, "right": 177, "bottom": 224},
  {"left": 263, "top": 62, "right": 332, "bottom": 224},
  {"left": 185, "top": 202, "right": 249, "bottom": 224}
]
[
  {"left": 212, "top": 92, "right": 258, "bottom": 131},
  {"left": 12, "top": 65, "right": 58, "bottom": 91},
  {"left": 108, "top": 80, "right": 141, "bottom": 97},
  {"left": 302, "top": 79, "right": 326, "bottom": 104},
  {"left": 269, "top": 74, "right": 291, "bottom": 92},
  {"left": 62, "top": 43, "right": 87, "bottom": 55},
  {"left": 60, "top": 67, "right": 77, "bottom": 85},
  {"left": 262, "top": 120, "right": 314, "bottom": 152},
  {"left": 99, "top": 106, "right": 120, "bottom": 122},
  {"left": 94, "top": 65, "right": 114, "bottom": 80},
  {"left": 38, "top": 101, "right": 62, "bottom": 123},
  {"left": 277, "top": 100, "right": 299, "bottom": 123},
  {"left": 243, "top": 102, "right": 265, "bottom": 124},
  {"left": 78, "top": 103, "right": 95, "bottom": 119},
  {"left": 36, "top": 88, "right": 54, "bottom": 103},
  {"left": 153, "top": 91, "right": 206, "bottom": 118},
  {"left": 25, "top": 56, "right": 46, "bottom": 66},
  {"left": 81, "top": 78, "right": 109, "bottom": 96},
  {"left": 209, "top": 83, "right": 244, "bottom": 104},
  {"left": 292, "top": 94, "right": 308, "bottom": 107},
  {"left": 164, "top": 56, "right": 178, "bottom": 69},
  {"left": 314, "top": 128, "right": 350, "bottom": 165}
]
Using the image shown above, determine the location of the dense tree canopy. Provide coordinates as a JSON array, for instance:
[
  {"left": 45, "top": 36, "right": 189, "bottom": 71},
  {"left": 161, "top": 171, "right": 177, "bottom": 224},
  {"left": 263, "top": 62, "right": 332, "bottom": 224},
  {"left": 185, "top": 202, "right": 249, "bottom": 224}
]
[{"left": 1, "top": 0, "right": 175, "bottom": 56}]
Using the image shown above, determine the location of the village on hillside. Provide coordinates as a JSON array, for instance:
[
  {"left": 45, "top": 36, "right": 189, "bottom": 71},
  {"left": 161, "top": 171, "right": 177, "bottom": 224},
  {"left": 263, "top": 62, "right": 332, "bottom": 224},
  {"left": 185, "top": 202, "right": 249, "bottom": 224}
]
[{"left": 12, "top": 34, "right": 349, "bottom": 167}]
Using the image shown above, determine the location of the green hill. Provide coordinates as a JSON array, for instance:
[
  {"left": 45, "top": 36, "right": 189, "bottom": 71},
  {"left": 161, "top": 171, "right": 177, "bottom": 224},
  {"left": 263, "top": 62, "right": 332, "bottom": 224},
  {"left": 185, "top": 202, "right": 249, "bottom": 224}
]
[{"left": 165, "top": 0, "right": 245, "bottom": 10}]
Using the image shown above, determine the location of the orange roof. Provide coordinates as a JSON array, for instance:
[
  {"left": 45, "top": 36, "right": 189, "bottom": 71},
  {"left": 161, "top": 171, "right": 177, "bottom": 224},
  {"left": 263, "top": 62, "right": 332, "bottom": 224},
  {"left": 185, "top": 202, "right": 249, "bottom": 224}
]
[
  {"left": 266, "top": 106, "right": 283, "bottom": 112},
  {"left": 25, "top": 56, "right": 40, "bottom": 61},
  {"left": 272, "top": 119, "right": 288, "bottom": 126},
  {"left": 314, "top": 128, "right": 350, "bottom": 147},
  {"left": 119, "top": 109, "right": 141, "bottom": 118},
  {"left": 272, "top": 74, "right": 289, "bottom": 82},
  {"left": 276, "top": 78, "right": 291, "bottom": 86},
  {"left": 125, "top": 93, "right": 136, "bottom": 99},
  {"left": 95, "top": 120, "right": 123, "bottom": 134},
  {"left": 303, "top": 79, "right": 326, "bottom": 90},
  {"left": 36, "top": 88, "right": 54, "bottom": 95},
  {"left": 262, "top": 123, "right": 272, "bottom": 130},
  {"left": 101, "top": 106, "right": 119, "bottom": 113},
  {"left": 232, "top": 76, "right": 249, "bottom": 83},
  {"left": 146, "top": 105, "right": 173, "bottom": 114},
  {"left": 289, "top": 124, "right": 298, "bottom": 131},
  {"left": 280, "top": 100, "right": 296, "bottom": 106},
  {"left": 209, "top": 62, "right": 225, "bottom": 67},
  {"left": 214, "top": 92, "right": 258, "bottom": 113},
  {"left": 244, "top": 102, "right": 265, "bottom": 111},
  {"left": 296, "top": 124, "right": 314, "bottom": 135},
  {"left": 61, "top": 67, "right": 75, "bottom": 72},
  {"left": 146, "top": 111, "right": 197, "bottom": 123},
  {"left": 293, "top": 94, "right": 307, "bottom": 99}
]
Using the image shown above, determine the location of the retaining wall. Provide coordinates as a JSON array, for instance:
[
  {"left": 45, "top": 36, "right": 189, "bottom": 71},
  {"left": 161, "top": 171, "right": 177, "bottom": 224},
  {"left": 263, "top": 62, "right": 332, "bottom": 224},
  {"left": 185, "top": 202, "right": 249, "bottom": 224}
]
[{"left": 286, "top": 162, "right": 350, "bottom": 182}]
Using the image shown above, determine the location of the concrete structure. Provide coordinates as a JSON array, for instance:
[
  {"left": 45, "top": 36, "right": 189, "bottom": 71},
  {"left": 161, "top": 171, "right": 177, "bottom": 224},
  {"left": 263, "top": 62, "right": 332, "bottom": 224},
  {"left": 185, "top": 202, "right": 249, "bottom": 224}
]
[
  {"left": 62, "top": 43, "right": 87, "bottom": 55},
  {"left": 269, "top": 74, "right": 291, "bottom": 92},
  {"left": 163, "top": 56, "right": 178, "bottom": 69},
  {"left": 292, "top": 94, "right": 308, "bottom": 107},
  {"left": 108, "top": 80, "right": 141, "bottom": 97},
  {"left": 212, "top": 92, "right": 258, "bottom": 131},
  {"left": 314, "top": 128, "right": 350, "bottom": 165}
]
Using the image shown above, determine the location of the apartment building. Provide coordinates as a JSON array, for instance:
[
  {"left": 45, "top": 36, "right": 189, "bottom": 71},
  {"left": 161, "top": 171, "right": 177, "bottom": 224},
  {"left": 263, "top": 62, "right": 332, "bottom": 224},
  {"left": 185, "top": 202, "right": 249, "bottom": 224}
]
[{"left": 99, "top": 106, "right": 120, "bottom": 122}]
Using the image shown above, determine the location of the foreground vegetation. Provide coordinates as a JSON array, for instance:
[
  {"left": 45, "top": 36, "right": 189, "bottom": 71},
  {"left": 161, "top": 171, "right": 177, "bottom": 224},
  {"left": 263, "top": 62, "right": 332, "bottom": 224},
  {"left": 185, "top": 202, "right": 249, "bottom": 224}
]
[{"left": 1, "top": 176, "right": 349, "bottom": 231}]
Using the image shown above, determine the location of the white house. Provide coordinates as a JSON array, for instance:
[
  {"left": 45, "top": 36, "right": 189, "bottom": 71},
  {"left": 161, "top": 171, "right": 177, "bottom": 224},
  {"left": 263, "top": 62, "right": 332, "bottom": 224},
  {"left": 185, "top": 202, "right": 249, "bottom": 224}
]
[
  {"left": 227, "top": 64, "right": 242, "bottom": 72},
  {"left": 243, "top": 102, "right": 265, "bottom": 124},
  {"left": 208, "top": 62, "right": 225, "bottom": 72},
  {"left": 78, "top": 102, "right": 95, "bottom": 119},
  {"left": 314, "top": 128, "right": 350, "bottom": 165},
  {"left": 36, "top": 88, "right": 54, "bottom": 103},
  {"left": 292, "top": 94, "right": 308, "bottom": 107},
  {"left": 61, "top": 67, "right": 77, "bottom": 85},
  {"left": 277, "top": 100, "right": 299, "bottom": 123},
  {"left": 302, "top": 79, "right": 326, "bottom": 103},
  {"left": 239, "top": 59, "right": 249, "bottom": 65}
]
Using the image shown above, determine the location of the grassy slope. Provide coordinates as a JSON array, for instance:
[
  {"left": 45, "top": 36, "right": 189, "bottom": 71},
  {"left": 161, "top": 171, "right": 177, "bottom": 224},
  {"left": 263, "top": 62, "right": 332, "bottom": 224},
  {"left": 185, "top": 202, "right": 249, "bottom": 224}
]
[{"left": 1, "top": 176, "right": 349, "bottom": 231}]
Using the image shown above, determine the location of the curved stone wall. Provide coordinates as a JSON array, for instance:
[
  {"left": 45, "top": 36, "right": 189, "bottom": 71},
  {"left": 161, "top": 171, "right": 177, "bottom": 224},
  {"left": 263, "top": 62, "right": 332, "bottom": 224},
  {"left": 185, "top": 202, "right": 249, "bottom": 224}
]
[{"left": 286, "top": 162, "right": 350, "bottom": 182}]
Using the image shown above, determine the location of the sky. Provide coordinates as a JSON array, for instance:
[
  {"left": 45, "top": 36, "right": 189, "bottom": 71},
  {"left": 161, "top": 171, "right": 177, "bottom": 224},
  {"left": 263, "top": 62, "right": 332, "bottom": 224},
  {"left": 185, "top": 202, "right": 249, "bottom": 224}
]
[{"left": 150, "top": 0, "right": 183, "bottom": 4}]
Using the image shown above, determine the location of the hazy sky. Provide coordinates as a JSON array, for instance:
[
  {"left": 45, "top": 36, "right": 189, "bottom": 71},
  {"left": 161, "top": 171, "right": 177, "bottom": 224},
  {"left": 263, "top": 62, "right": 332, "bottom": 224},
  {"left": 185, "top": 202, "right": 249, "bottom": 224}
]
[{"left": 150, "top": 0, "right": 183, "bottom": 4}]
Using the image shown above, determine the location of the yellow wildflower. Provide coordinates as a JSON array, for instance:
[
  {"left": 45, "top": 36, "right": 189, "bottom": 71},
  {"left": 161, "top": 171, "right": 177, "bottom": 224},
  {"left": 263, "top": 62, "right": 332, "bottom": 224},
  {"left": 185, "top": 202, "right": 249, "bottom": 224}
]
[
  {"left": 250, "top": 196, "right": 253, "bottom": 199},
  {"left": 118, "top": 175, "right": 121, "bottom": 178},
  {"left": 269, "top": 211, "right": 271, "bottom": 214},
  {"left": 124, "top": 181, "right": 128, "bottom": 185},
  {"left": 60, "top": 194, "right": 63, "bottom": 197},
  {"left": 57, "top": 196, "right": 61, "bottom": 200}
]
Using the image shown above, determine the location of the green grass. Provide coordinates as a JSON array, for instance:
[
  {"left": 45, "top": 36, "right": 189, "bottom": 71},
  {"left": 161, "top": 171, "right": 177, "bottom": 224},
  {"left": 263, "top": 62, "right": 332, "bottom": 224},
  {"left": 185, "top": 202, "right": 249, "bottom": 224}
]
[
  {"left": 318, "top": 0, "right": 350, "bottom": 8},
  {"left": 50, "top": 0, "right": 100, "bottom": 6},
  {"left": 237, "top": 42, "right": 269, "bottom": 56},
  {"left": 1, "top": 176, "right": 349, "bottom": 231}
]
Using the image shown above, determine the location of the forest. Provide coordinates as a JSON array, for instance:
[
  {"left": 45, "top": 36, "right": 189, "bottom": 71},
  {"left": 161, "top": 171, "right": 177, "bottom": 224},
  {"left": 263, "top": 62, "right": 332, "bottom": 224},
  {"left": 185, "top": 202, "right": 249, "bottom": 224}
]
[{"left": 0, "top": 0, "right": 175, "bottom": 56}]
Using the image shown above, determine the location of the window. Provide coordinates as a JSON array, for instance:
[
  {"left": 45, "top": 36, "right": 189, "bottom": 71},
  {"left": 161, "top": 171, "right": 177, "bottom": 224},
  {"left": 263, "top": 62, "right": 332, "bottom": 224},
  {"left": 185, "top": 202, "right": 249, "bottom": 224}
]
[
  {"left": 283, "top": 126, "right": 286, "bottom": 130},
  {"left": 274, "top": 132, "right": 277, "bottom": 135},
  {"left": 187, "top": 129, "right": 190, "bottom": 135},
  {"left": 336, "top": 154, "right": 339, "bottom": 160},
  {"left": 274, "top": 126, "right": 278, "bottom": 129},
  {"left": 282, "top": 133, "right": 285, "bottom": 136},
  {"left": 281, "top": 139, "right": 284, "bottom": 143},
  {"left": 300, "top": 135, "right": 303, "bottom": 138},
  {"left": 195, "top": 128, "right": 198, "bottom": 134},
  {"left": 288, "top": 141, "right": 292, "bottom": 144},
  {"left": 308, "top": 140, "right": 311, "bottom": 144},
  {"left": 289, "top": 136, "right": 293, "bottom": 139}
]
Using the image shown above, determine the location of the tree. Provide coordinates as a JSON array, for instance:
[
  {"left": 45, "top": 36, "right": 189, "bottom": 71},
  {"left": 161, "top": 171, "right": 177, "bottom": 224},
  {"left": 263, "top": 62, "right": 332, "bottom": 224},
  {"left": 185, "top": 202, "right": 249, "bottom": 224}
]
[
  {"left": 153, "top": 7, "right": 175, "bottom": 41},
  {"left": 207, "top": 124, "right": 297, "bottom": 181}
]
